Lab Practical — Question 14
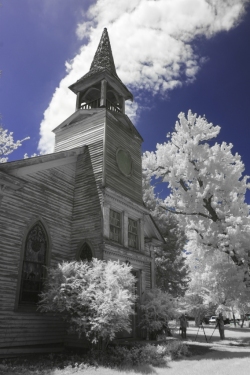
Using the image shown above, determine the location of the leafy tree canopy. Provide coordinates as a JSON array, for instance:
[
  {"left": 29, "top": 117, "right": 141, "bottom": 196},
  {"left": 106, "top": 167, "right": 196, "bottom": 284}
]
[
  {"left": 143, "top": 110, "right": 250, "bottom": 276},
  {"left": 143, "top": 173, "right": 190, "bottom": 297}
]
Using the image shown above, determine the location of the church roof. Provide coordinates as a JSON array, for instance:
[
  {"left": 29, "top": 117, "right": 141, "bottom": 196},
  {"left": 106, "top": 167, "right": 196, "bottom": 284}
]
[{"left": 0, "top": 147, "right": 85, "bottom": 177}]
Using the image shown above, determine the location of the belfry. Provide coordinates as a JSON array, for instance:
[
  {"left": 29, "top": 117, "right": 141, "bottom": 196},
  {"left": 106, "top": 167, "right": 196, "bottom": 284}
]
[
  {"left": 0, "top": 29, "right": 164, "bottom": 354},
  {"left": 70, "top": 28, "right": 133, "bottom": 113}
]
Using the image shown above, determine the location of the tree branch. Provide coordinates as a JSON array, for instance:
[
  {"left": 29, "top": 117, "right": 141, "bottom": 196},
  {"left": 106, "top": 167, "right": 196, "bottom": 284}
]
[
  {"left": 159, "top": 205, "right": 212, "bottom": 219},
  {"left": 180, "top": 178, "right": 188, "bottom": 192},
  {"left": 203, "top": 195, "right": 220, "bottom": 222}
]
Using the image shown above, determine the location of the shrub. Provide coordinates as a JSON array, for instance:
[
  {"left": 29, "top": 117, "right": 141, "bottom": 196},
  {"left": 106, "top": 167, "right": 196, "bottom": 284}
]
[
  {"left": 38, "top": 259, "right": 136, "bottom": 349},
  {"left": 165, "top": 340, "right": 190, "bottom": 359},
  {"left": 139, "top": 288, "right": 176, "bottom": 338},
  {"left": 91, "top": 344, "right": 169, "bottom": 367},
  {"left": 90, "top": 341, "right": 189, "bottom": 367}
]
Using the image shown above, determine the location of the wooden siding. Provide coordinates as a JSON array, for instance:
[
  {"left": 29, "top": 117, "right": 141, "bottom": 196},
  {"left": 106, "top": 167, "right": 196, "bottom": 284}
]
[
  {"left": 54, "top": 109, "right": 105, "bottom": 153},
  {"left": 0, "top": 106, "right": 158, "bottom": 353},
  {"left": 0, "top": 162, "right": 77, "bottom": 351},
  {"left": 105, "top": 112, "right": 143, "bottom": 205},
  {"left": 71, "top": 147, "right": 103, "bottom": 260},
  {"left": 54, "top": 109, "right": 106, "bottom": 205}
]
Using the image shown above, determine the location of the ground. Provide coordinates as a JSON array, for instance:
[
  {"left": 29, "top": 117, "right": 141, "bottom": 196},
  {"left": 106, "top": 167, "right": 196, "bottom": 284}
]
[{"left": 0, "top": 323, "right": 250, "bottom": 374}]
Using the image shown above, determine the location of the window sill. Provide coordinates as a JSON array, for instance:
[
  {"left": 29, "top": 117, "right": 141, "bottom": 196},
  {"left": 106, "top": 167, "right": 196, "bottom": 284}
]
[{"left": 107, "top": 239, "right": 141, "bottom": 252}]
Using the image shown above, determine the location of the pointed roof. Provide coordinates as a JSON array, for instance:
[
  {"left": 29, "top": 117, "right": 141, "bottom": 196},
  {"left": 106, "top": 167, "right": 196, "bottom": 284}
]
[
  {"left": 83, "top": 28, "right": 118, "bottom": 80},
  {"left": 69, "top": 28, "right": 133, "bottom": 101}
]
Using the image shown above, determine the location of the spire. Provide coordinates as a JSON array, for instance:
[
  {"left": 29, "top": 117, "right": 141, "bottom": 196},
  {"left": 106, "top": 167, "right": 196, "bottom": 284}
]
[
  {"left": 90, "top": 28, "right": 117, "bottom": 75},
  {"left": 82, "top": 28, "right": 118, "bottom": 80},
  {"left": 69, "top": 28, "right": 133, "bottom": 103}
]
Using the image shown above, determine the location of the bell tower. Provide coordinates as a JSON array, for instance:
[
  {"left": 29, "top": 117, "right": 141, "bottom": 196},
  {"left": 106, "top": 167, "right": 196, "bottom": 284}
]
[
  {"left": 54, "top": 28, "right": 144, "bottom": 205},
  {"left": 69, "top": 28, "right": 133, "bottom": 114},
  {"left": 52, "top": 28, "right": 160, "bottom": 339}
]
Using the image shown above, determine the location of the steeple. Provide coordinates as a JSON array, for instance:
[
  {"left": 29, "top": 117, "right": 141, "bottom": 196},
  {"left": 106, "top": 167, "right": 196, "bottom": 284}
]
[
  {"left": 69, "top": 28, "right": 133, "bottom": 114},
  {"left": 82, "top": 28, "right": 118, "bottom": 80}
]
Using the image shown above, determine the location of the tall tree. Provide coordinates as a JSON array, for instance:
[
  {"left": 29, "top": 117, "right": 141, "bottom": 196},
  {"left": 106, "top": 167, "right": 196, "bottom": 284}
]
[
  {"left": 185, "top": 242, "right": 250, "bottom": 324},
  {"left": 143, "top": 172, "right": 190, "bottom": 297},
  {"left": 143, "top": 110, "right": 250, "bottom": 277}
]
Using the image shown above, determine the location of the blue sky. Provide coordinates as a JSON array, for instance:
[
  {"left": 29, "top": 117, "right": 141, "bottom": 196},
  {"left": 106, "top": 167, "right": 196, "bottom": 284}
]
[{"left": 1, "top": 0, "right": 250, "bottom": 197}]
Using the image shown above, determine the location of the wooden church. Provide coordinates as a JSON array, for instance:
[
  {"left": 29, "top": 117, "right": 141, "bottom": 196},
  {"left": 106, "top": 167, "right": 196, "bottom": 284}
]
[{"left": 0, "top": 28, "right": 164, "bottom": 356}]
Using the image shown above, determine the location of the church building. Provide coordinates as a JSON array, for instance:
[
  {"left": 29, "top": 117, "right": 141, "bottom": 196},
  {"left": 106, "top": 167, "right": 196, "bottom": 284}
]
[{"left": 0, "top": 28, "right": 164, "bottom": 356}]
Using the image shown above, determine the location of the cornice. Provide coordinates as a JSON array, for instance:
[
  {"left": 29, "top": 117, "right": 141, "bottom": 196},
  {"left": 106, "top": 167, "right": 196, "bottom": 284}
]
[
  {"left": 104, "top": 242, "right": 152, "bottom": 264},
  {"left": 104, "top": 187, "right": 149, "bottom": 215}
]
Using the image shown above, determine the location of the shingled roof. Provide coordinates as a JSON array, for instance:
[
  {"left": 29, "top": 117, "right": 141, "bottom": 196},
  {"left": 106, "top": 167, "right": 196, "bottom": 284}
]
[
  {"left": 90, "top": 29, "right": 116, "bottom": 76},
  {"left": 69, "top": 28, "right": 133, "bottom": 100},
  {"left": 79, "top": 28, "right": 120, "bottom": 81}
]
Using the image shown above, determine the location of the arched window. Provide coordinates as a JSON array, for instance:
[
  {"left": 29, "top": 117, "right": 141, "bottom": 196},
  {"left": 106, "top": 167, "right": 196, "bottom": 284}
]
[
  {"left": 19, "top": 221, "right": 48, "bottom": 304},
  {"left": 79, "top": 242, "right": 93, "bottom": 262}
]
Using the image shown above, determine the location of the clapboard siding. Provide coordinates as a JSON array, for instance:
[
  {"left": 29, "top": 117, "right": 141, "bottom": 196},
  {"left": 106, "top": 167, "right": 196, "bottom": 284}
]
[
  {"left": 105, "top": 113, "right": 143, "bottom": 204},
  {"left": 54, "top": 109, "right": 105, "bottom": 153},
  {"left": 71, "top": 146, "right": 103, "bottom": 260},
  {"left": 0, "top": 162, "right": 77, "bottom": 351}
]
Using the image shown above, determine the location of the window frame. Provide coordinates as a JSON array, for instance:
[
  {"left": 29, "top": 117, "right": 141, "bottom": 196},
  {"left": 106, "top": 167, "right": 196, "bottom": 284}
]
[
  {"left": 109, "top": 209, "right": 122, "bottom": 244},
  {"left": 77, "top": 240, "right": 94, "bottom": 262},
  {"left": 14, "top": 218, "right": 51, "bottom": 311},
  {"left": 128, "top": 217, "right": 139, "bottom": 249}
]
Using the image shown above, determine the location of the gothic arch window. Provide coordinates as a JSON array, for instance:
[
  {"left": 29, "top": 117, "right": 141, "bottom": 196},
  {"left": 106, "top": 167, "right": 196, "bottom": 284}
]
[
  {"left": 19, "top": 221, "right": 48, "bottom": 305},
  {"left": 79, "top": 242, "right": 93, "bottom": 262}
]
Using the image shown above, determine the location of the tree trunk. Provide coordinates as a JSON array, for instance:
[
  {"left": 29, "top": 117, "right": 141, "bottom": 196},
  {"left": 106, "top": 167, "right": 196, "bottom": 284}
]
[
  {"left": 233, "top": 314, "right": 236, "bottom": 327},
  {"left": 241, "top": 316, "right": 245, "bottom": 328}
]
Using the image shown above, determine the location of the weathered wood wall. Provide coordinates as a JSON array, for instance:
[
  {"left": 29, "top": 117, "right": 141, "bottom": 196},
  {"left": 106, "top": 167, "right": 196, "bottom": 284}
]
[
  {"left": 0, "top": 107, "right": 159, "bottom": 354},
  {"left": 54, "top": 109, "right": 106, "bottom": 260},
  {"left": 105, "top": 112, "right": 143, "bottom": 205},
  {"left": 54, "top": 109, "right": 105, "bottom": 154},
  {"left": 0, "top": 162, "right": 77, "bottom": 353},
  {"left": 71, "top": 147, "right": 103, "bottom": 260}
]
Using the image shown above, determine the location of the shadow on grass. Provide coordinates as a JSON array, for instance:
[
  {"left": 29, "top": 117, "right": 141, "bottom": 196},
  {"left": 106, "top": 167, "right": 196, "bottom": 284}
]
[
  {"left": 117, "top": 363, "right": 171, "bottom": 374},
  {"left": 185, "top": 344, "right": 250, "bottom": 361}
]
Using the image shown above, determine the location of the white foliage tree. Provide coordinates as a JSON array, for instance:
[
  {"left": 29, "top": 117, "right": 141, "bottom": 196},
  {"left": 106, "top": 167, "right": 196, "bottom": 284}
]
[
  {"left": 142, "top": 171, "right": 190, "bottom": 297},
  {"left": 0, "top": 123, "right": 29, "bottom": 163},
  {"left": 185, "top": 243, "right": 250, "bottom": 325},
  {"left": 143, "top": 110, "right": 250, "bottom": 274}
]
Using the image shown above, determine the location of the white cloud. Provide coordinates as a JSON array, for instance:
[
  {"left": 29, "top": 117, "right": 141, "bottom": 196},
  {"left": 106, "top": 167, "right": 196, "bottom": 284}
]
[{"left": 38, "top": 0, "right": 248, "bottom": 154}]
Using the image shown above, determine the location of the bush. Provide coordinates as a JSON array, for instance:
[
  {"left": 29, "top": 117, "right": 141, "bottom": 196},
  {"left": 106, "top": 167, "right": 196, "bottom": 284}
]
[
  {"left": 91, "top": 344, "right": 168, "bottom": 367},
  {"left": 165, "top": 340, "right": 190, "bottom": 359},
  {"left": 139, "top": 288, "right": 176, "bottom": 337},
  {"left": 38, "top": 259, "right": 136, "bottom": 349},
  {"left": 90, "top": 341, "right": 189, "bottom": 367}
]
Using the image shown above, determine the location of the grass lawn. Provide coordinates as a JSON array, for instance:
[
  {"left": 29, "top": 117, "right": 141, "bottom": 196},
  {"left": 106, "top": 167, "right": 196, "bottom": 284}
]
[
  {"left": 1, "top": 325, "right": 250, "bottom": 375},
  {"left": 1, "top": 345, "right": 250, "bottom": 375}
]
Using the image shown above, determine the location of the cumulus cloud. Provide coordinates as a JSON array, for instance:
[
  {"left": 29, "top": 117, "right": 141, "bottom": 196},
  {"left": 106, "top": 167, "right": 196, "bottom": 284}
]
[{"left": 38, "top": 0, "right": 248, "bottom": 154}]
